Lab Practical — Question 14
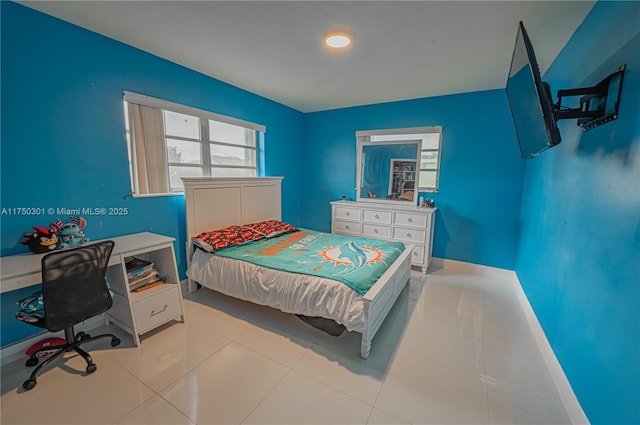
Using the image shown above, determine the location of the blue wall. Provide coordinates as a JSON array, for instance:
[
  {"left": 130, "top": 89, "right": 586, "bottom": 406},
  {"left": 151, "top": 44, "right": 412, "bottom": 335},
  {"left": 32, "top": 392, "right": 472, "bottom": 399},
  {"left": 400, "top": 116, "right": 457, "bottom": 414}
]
[
  {"left": 0, "top": 2, "right": 304, "bottom": 345},
  {"left": 516, "top": 2, "right": 640, "bottom": 424},
  {"left": 302, "top": 90, "right": 525, "bottom": 270}
]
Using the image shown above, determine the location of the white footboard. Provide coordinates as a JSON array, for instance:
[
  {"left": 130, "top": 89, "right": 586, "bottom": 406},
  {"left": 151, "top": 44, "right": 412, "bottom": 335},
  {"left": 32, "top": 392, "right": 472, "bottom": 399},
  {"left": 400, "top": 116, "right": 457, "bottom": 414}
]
[{"left": 359, "top": 245, "right": 413, "bottom": 358}]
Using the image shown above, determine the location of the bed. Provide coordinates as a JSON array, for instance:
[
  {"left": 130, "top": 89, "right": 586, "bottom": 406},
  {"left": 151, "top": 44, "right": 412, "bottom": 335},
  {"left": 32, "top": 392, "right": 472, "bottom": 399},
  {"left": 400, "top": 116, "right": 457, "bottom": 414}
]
[{"left": 183, "top": 177, "right": 412, "bottom": 358}]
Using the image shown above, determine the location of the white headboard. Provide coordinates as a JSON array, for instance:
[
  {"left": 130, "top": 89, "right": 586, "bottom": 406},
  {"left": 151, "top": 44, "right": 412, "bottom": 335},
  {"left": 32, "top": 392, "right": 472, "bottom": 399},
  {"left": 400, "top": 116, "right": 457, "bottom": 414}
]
[{"left": 182, "top": 177, "right": 284, "bottom": 238}]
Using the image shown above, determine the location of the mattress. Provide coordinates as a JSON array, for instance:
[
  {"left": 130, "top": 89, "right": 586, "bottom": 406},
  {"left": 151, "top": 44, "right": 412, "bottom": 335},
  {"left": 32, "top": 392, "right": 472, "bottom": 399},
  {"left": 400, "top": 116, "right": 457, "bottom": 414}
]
[{"left": 188, "top": 248, "right": 366, "bottom": 332}]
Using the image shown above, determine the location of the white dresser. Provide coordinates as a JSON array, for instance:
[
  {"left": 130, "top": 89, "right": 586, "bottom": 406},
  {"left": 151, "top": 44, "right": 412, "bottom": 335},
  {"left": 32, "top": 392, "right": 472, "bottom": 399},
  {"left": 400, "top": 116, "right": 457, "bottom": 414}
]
[{"left": 331, "top": 201, "right": 436, "bottom": 273}]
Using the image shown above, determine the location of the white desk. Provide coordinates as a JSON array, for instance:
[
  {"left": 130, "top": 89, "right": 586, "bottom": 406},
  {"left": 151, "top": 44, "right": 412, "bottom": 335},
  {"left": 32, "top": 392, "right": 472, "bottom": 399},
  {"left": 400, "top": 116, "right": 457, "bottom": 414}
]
[
  {"left": 2, "top": 232, "right": 170, "bottom": 293},
  {"left": 1, "top": 232, "right": 184, "bottom": 345}
]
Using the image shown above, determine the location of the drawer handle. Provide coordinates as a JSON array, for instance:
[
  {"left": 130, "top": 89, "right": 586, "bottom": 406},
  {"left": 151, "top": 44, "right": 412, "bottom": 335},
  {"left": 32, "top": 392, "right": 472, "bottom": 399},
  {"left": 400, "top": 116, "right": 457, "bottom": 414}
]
[
  {"left": 407, "top": 233, "right": 412, "bottom": 238},
  {"left": 374, "top": 229, "right": 379, "bottom": 233},
  {"left": 346, "top": 212, "right": 350, "bottom": 216},
  {"left": 345, "top": 225, "right": 350, "bottom": 229},
  {"left": 150, "top": 304, "right": 168, "bottom": 316},
  {"left": 375, "top": 214, "right": 379, "bottom": 219},
  {"left": 413, "top": 251, "right": 418, "bottom": 256},
  {"left": 408, "top": 218, "right": 413, "bottom": 223}
]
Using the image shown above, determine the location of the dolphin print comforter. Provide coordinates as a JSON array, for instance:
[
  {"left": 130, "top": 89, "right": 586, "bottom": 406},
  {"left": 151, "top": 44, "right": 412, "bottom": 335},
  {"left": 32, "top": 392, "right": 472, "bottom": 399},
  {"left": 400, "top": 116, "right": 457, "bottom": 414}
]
[{"left": 213, "top": 229, "right": 405, "bottom": 296}]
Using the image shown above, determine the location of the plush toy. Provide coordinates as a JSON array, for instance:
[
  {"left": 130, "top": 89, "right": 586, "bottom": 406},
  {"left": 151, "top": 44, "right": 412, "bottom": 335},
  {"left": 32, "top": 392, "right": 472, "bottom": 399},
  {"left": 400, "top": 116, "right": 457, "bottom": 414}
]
[
  {"left": 21, "top": 226, "right": 61, "bottom": 254},
  {"left": 52, "top": 216, "right": 90, "bottom": 249}
]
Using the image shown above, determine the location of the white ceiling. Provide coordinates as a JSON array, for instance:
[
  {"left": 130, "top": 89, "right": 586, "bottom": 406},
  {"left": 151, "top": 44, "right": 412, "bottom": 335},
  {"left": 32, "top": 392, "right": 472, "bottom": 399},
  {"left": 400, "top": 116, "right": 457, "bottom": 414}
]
[{"left": 18, "top": 1, "right": 595, "bottom": 113}]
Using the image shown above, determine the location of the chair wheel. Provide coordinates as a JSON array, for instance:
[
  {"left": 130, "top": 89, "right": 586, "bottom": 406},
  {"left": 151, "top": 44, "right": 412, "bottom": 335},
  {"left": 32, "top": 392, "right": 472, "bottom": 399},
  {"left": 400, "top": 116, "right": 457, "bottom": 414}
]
[
  {"left": 111, "top": 337, "right": 121, "bottom": 347},
  {"left": 22, "top": 379, "right": 37, "bottom": 391},
  {"left": 25, "top": 357, "right": 39, "bottom": 367},
  {"left": 86, "top": 363, "right": 97, "bottom": 374},
  {"left": 80, "top": 333, "right": 92, "bottom": 341}
]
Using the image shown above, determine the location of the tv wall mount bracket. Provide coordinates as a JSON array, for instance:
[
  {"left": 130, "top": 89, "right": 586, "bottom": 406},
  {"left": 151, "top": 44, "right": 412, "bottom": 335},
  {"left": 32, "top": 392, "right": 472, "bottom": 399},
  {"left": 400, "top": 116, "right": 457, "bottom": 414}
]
[{"left": 549, "top": 64, "right": 626, "bottom": 131}]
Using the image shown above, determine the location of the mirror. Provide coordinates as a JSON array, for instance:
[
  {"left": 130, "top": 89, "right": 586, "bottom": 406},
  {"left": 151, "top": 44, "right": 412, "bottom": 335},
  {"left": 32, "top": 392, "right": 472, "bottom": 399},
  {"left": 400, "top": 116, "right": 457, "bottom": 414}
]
[{"left": 357, "top": 140, "right": 420, "bottom": 204}]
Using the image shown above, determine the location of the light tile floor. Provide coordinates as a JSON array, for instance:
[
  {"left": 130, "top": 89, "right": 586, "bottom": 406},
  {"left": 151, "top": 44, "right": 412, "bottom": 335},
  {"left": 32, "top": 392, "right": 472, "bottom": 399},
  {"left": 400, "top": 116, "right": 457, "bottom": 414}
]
[{"left": 1, "top": 263, "right": 571, "bottom": 424}]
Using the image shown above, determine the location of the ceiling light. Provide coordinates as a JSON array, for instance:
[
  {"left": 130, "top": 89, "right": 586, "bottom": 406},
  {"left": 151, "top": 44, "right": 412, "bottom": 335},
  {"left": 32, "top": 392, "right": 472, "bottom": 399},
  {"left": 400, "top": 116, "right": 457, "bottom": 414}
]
[{"left": 325, "top": 32, "right": 351, "bottom": 49}]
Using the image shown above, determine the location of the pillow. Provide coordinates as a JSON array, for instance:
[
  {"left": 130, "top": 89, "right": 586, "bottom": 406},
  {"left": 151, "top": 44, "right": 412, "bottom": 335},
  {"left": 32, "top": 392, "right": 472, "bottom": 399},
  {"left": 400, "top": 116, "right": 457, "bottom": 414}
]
[
  {"left": 193, "top": 225, "right": 263, "bottom": 253},
  {"left": 243, "top": 220, "right": 299, "bottom": 238}
]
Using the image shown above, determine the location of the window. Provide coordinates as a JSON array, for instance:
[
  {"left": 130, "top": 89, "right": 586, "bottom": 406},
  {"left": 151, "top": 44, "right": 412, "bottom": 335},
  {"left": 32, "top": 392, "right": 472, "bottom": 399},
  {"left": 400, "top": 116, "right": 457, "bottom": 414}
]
[
  {"left": 417, "top": 132, "right": 441, "bottom": 191},
  {"left": 123, "top": 92, "right": 264, "bottom": 195},
  {"left": 358, "top": 126, "right": 442, "bottom": 193}
]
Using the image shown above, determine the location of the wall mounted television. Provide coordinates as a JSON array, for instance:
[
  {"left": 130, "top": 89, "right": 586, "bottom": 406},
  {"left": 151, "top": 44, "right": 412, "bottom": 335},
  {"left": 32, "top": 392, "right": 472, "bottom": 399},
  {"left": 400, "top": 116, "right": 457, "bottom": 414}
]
[{"left": 506, "top": 21, "right": 626, "bottom": 160}]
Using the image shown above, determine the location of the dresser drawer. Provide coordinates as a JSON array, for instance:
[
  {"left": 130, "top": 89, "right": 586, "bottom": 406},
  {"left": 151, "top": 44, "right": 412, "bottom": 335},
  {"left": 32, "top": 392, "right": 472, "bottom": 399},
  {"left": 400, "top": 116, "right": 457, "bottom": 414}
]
[
  {"left": 393, "top": 227, "right": 426, "bottom": 244},
  {"left": 362, "top": 223, "right": 391, "bottom": 239},
  {"left": 409, "top": 245, "right": 425, "bottom": 264},
  {"left": 363, "top": 209, "right": 392, "bottom": 224},
  {"left": 334, "top": 206, "right": 362, "bottom": 221},
  {"left": 331, "top": 200, "right": 435, "bottom": 273},
  {"left": 394, "top": 212, "right": 427, "bottom": 228},
  {"left": 133, "top": 286, "right": 182, "bottom": 335},
  {"left": 334, "top": 220, "right": 362, "bottom": 235}
]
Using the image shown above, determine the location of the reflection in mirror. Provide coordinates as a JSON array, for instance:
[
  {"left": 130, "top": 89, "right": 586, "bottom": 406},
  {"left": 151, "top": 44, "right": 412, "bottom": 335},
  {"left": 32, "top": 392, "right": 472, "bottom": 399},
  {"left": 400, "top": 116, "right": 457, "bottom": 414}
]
[
  {"left": 356, "top": 127, "right": 442, "bottom": 205},
  {"left": 360, "top": 143, "right": 418, "bottom": 202}
]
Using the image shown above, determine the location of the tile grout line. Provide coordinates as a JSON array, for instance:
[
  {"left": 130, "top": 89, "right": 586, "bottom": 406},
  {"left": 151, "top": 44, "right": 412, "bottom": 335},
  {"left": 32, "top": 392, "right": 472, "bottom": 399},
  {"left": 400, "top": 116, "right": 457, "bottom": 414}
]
[{"left": 237, "top": 363, "right": 295, "bottom": 425}]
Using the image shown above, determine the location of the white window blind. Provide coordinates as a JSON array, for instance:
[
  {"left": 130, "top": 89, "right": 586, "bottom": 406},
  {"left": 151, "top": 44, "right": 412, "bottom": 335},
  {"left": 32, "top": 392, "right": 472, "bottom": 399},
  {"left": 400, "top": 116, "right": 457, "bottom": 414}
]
[{"left": 123, "top": 92, "right": 265, "bottom": 196}]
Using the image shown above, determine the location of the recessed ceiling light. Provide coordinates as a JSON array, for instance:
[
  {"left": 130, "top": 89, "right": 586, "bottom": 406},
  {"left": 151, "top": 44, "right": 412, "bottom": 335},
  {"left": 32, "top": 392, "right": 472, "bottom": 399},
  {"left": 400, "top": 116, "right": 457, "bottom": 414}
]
[{"left": 325, "top": 32, "right": 352, "bottom": 49}]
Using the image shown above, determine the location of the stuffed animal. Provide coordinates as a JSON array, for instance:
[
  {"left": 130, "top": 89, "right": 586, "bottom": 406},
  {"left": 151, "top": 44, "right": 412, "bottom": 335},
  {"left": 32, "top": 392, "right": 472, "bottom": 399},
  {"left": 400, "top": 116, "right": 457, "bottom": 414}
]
[
  {"left": 52, "top": 216, "right": 90, "bottom": 249},
  {"left": 21, "top": 226, "right": 61, "bottom": 254}
]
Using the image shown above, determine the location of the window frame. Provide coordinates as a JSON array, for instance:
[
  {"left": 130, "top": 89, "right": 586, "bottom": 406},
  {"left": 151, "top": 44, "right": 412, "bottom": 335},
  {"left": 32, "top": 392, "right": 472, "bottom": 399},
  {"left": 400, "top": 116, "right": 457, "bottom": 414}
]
[
  {"left": 123, "top": 91, "right": 265, "bottom": 197},
  {"left": 417, "top": 130, "right": 442, "bottom": 193}
]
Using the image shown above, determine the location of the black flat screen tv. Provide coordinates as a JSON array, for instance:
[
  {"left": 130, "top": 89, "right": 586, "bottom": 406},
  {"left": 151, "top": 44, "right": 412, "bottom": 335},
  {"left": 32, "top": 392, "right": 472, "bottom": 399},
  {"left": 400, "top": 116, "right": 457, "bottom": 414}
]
[{"left": 506, "top": 21, "right": 561, "bottom": 159}]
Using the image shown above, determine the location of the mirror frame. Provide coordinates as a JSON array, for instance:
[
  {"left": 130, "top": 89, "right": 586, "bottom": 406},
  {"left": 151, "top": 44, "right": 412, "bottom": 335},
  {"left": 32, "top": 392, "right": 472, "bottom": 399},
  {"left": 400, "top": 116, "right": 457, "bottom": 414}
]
[{"left": 356, "top": 138, "right": 422, "bottom": 206}]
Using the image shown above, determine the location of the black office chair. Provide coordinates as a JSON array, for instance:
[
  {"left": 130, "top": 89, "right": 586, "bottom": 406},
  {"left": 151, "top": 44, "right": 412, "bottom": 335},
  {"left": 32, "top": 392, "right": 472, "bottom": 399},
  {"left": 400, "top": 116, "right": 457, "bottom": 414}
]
[{"left": 21, "top": 240, "right": 121, "bottom": 391}]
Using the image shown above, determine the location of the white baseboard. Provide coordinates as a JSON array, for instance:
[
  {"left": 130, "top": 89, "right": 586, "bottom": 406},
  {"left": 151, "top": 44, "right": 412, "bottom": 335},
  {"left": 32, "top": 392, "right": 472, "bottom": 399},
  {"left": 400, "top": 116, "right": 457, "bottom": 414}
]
[
  {"left": 431, "top": 257, "right": 588, "bottom": 424},
  {"left": 509, "top": 273, "right": 590, "bottom": 425},
  {"left": 0, "top": 315, "right": 105, "bottom": 367},
  {"left": 429, "top": 257, "right": 515, "bottom": 279}
]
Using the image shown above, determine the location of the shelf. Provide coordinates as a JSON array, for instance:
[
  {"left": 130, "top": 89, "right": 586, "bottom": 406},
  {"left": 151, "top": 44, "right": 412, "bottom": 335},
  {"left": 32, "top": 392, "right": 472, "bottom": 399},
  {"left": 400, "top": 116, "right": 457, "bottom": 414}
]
[
  {"left": 104, "top": 234, "right": 184, "bottom": 346},
  {"left": 129, "top": 282, "right": 177, "bottom": 303}
]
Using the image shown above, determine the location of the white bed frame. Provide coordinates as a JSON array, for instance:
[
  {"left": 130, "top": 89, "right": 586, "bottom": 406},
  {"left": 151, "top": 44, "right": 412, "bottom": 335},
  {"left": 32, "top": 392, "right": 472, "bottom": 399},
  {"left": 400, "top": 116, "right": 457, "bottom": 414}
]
[{"left": 182, "top": 177, "right": 412, "bottom": 358}]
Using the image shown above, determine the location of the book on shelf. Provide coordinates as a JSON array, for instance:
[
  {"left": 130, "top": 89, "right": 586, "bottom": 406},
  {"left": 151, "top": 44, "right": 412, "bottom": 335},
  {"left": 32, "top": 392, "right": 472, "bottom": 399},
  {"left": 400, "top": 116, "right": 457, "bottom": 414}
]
[
  {"left": 125, "top": 256, "right": 153, "bottom": 273},
  {"left": 131, "top": 278, "right": 165, "bottom": 293},
  {"left": 128, "top": 264, "right": 154, "bottom": 279},
  {"left": 129, "top": 270, "right": 158, "bottom": 285},
  {"left": 129, "top": 277, "right": 161, "bottom": 292}
]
